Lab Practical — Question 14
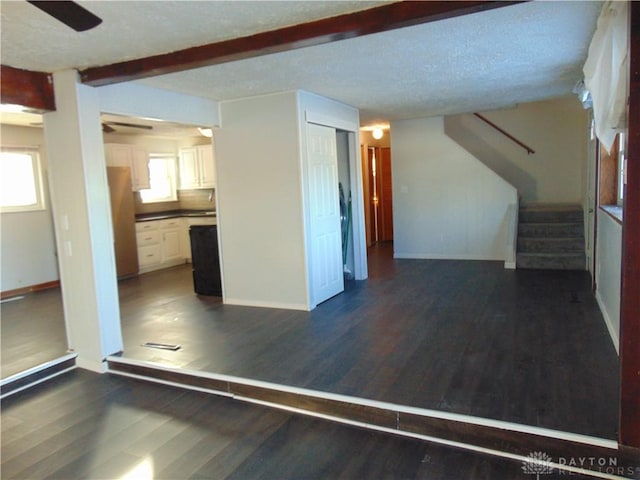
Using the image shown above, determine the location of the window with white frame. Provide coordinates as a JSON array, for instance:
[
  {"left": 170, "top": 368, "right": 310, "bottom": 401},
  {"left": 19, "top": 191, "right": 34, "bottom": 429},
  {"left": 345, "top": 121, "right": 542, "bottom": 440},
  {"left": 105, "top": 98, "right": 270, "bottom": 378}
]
[
  {"left": 139, "top": 154, "right": 177, "bottom": 203},
  {"left": 0, "top": 147, "right": 45, "bottom": 213}
]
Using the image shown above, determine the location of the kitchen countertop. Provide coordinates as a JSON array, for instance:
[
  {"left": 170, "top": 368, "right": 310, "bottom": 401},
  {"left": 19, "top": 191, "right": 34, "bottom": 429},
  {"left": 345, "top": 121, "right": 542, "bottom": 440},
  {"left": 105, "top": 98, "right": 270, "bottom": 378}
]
[{"left": 135, "top": 209, "right": 216, "bottom": 222}]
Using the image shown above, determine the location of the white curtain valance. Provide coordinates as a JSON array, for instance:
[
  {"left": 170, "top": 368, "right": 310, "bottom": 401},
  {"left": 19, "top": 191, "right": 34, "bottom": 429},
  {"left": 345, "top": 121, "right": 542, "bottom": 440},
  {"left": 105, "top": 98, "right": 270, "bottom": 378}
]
[{"left": 583, "top": 0, "right": 629, "bottom": 153}]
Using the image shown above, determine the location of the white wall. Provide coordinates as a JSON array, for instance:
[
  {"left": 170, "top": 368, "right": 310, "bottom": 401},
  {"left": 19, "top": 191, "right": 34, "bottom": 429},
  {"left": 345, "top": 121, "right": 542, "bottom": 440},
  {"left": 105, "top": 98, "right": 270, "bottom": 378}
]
[
  {"left": 99, "top": 82, "right": 220, "bottom": 128},
  {"left": 0, "top": 124, "right": 59, "bottom": 291},
  {"left": 391, "top": 116, "right": 517, "bottom": 260},
  {"left": 445, "top": 96, "right": 588, "bottom": 205},
  {"left": 102, "top": 132, "right": 182, "bottom": 154},
  {"left": 595, "top": 210, "right": 622, "bottom": 352},
  {"left": 215, "top": 91, "right": 309, "bottom": 310},
  {"left": 45, "top": 70, "right": 122, "bottom": 371}
]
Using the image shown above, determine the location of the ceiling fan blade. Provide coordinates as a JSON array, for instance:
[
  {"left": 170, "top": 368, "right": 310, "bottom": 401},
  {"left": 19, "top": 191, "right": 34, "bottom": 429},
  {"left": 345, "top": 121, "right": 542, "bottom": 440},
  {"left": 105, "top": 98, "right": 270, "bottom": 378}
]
[
  {"left": 27, "top": 1, "right": 102, "bottom": 32},
  {"left": 105, "top": 121, "right": 153, "bottom": 130}
]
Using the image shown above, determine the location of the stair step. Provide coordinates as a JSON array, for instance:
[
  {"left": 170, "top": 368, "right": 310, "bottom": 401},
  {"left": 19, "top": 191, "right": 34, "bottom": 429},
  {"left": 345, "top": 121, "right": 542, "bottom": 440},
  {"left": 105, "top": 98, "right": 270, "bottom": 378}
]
[
  {"left": 518, "top": 222, "right": 584, "bottom": 238},
  {"left": 517, "top": 237, "right": 585, "bottom": 254},
  {"left": 516, "top": 253, "right": 585, "bottom": 271},
  {"left": 519, "top": 207, "right": 583, "bottom": 224}
]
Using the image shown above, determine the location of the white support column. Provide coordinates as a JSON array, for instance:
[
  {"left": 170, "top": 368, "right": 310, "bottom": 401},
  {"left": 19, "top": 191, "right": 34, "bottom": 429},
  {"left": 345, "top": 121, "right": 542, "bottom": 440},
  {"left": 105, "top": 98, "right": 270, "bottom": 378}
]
[{"left": 43, "top": 70, "right": 122, "bottom": 372}]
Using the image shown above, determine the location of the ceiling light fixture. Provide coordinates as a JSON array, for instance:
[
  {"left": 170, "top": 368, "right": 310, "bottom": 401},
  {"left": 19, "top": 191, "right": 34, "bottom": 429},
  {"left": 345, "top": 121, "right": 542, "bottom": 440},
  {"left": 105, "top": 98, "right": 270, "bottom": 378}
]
[
  {"left": 372, "top": 127, "right": 384, "bottom": 140},
  {"left": 198, "top": 127, "right": 213, "bottom": 138}
]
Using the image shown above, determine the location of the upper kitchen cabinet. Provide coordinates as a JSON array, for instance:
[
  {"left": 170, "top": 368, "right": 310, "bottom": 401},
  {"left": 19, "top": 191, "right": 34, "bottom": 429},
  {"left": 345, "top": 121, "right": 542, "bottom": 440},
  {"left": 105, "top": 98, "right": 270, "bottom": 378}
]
[
  {"left": 179, "top": 144, "right": 215, "bottom": 189},
  {"left": 104, "top": 143, "right": 150, "bottom": 191}
]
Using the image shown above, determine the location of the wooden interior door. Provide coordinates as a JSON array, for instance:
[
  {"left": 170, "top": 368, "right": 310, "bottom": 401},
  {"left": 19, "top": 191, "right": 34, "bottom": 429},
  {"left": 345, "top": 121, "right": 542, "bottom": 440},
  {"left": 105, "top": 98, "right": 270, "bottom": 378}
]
[
  {"left": 362, "top": 146, "right": 393, "bottom": 245},
  {"left": 379, "top": 147, "right": 393, "bottom": 241}
]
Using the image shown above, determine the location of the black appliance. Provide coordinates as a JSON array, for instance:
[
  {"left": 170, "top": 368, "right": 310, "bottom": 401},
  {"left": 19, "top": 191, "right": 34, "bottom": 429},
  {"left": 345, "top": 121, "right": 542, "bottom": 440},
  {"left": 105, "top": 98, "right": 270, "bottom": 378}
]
[{"left": 189, "top": 225, "right": 222, "bottom": 296}]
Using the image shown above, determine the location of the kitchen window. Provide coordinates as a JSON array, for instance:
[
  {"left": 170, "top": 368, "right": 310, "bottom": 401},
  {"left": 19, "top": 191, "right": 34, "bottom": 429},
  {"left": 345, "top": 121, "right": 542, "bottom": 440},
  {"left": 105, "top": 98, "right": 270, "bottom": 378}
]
[
  {"left": 0, "top": 147, "right": 45, "bottom": 213},
  {"left": 139, "top": 154, "right": 177, "bottom": 203}
]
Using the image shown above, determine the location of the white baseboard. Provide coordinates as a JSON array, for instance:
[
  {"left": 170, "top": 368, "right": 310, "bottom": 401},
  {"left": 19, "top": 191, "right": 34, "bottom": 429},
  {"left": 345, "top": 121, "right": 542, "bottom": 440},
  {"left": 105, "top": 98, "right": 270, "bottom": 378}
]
[
  {"left": 223, "top": 298, "right": 310, "bottom": 311},
  {"left": 595, "top": 291, "right": 620, "bottom": 355},
  {"left": 394, "top": 253, "right": 503, "bottom": 261}
]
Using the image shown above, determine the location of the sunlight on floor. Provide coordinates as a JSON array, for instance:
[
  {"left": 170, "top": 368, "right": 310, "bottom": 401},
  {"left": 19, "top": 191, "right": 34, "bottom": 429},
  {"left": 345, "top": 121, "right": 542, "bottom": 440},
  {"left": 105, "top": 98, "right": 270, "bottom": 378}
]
[{"left": 119, "top": 455, "right": 154, "bottom": 480}]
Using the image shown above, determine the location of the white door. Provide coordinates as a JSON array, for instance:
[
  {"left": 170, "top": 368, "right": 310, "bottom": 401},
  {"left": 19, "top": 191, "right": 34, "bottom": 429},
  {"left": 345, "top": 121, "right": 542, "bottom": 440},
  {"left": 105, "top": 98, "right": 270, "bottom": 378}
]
[{"left": 307, "top": 123, "right": 344, "bottom": 305}]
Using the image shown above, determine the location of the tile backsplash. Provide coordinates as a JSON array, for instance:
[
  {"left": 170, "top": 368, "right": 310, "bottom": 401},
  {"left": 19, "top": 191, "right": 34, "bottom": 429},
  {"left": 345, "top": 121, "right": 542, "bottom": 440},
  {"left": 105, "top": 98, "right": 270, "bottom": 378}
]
[
  {"left": 134, "top": 188, "right": 216, "bottom": 214},
  {"left": 179, "top": 189, "right": 216, "bottom": 210}
]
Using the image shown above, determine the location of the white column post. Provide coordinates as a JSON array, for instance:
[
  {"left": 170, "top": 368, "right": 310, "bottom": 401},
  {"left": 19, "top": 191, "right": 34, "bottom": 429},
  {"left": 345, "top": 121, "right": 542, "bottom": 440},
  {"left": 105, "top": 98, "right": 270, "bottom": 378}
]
[{"left": 43, "top": 70, "right": 122, "bottom": 372}]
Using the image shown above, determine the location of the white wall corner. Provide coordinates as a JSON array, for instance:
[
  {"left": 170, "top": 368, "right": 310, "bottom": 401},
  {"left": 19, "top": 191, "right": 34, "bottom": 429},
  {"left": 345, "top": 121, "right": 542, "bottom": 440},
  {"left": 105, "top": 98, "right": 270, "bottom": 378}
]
[{"left": 75, "top": 357, "right": 109, "bottom": 373}]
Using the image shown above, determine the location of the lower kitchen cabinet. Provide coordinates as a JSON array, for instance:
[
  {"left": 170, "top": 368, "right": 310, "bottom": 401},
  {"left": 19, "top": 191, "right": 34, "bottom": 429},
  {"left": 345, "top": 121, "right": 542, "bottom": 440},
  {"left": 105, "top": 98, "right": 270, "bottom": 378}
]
[
  {"left": 135, "top": 219, "right": 187, "bottom": 273},
  {"left": 162, "top": 228, "right": 182, "bottom": 262}
]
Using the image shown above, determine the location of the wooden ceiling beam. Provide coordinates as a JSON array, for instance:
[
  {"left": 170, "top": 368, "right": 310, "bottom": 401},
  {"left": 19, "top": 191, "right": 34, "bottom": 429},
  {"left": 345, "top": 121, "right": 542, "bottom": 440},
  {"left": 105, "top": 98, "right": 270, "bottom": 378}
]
[
  {"left": 80, "top": 1, "right": 522, "bottom": 87},
  {"left": 1, "top": 65, "right": 55, "bottom": 111}
]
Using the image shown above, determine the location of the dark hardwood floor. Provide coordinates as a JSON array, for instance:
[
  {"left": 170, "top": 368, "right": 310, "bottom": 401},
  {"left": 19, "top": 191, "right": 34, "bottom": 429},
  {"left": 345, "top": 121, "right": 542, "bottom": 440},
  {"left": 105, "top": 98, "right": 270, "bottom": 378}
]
[
  {"left": 117, "top": 243, "right": 620, "bottom": 440},
  {"left": 1, "top": 287, "right": 67, "bottom": 378},
  {"left": 1, "top": 369, "right": 602, "bottom": 480},
  {"left": 0, "top": 243, "right": 620, "bottom": 441}
]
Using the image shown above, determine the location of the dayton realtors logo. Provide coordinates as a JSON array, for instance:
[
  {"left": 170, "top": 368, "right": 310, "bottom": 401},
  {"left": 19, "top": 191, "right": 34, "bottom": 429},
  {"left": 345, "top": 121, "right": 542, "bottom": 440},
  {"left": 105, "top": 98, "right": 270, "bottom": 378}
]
[
  {"left": 522, "top": 451, "right": 554, "bottom": 479},
  {"left": 521, "top": 451, "right": 639, "bottom": 478}
]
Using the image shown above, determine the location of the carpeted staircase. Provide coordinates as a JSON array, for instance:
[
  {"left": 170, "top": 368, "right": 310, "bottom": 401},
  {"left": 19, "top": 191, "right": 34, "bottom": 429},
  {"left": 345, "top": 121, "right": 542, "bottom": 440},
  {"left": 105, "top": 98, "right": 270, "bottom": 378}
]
[{"left": 516, "top": 204, "right": 585, "bottom": 270}]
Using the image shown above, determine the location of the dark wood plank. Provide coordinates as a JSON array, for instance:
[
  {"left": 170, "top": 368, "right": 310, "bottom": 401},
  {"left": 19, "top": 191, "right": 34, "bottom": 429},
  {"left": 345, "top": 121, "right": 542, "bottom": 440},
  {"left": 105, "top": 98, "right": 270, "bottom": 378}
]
[
  {"left": 231, "top": 382, "right": 397, "bottom": 429},
  {"left": 0, "top": 357, "right": 75, "bottom": 396},
  {"left": 0, "top": 65, "right": 55, "bottom": 111},
  {"left": 108, "top": 361, "right": 230, "bottom": 394},
  {"left": 620, "top": 0, "right": 640, "bottom": 449},
  {"left": 1, "top": 371, "right": 620, "bottom": 480},
  {"left": 5, "top": 244, "right": 621, "bottom": 443},
  {"left": 79, "top": 1, "right": 522, "bottom": 86},
  {"left": 113, "top": 252, "right": 619, "bottom": 439},
  {"left": 1, "top": 287, "right": 68, "bottom": 379},
  {"left": 108, "top": 357, "right": 638, "bottom": 479},
  {"left": 1, "top": 374, "right": 181, "bottom": 480}
]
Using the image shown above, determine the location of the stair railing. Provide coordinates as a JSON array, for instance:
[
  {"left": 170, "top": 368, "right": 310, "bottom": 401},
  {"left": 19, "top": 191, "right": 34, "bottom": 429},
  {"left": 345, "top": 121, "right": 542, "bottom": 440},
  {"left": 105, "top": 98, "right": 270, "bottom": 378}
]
[{"left": 473, "top": 113, "right": 535, "bottom": 155}]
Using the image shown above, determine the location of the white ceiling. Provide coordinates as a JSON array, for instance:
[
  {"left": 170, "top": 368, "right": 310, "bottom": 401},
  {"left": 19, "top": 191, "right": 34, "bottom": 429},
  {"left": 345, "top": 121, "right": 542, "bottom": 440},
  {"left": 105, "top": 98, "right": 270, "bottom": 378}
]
[{"left": 1, "top": 0, "right": 602, "bottom": 127}]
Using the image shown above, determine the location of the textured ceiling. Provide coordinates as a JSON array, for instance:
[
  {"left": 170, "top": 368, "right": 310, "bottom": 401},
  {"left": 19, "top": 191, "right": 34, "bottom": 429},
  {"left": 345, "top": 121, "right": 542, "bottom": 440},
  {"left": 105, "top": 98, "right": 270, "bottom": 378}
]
[
  {"left": 1, "top": 1, "right": 601, "bottom": 126},
  {"left": 0, "top": 1, "right": 385, "bottom": 71}
]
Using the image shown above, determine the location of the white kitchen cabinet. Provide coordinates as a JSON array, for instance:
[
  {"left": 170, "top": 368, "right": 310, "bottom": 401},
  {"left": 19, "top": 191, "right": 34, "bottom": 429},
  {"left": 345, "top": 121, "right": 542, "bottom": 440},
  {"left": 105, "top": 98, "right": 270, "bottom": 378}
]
[
  {"left": 138, "top": 244, "right": 162, "bottom": 268},
  {"left": 159, "top": 218, "right": 184, "bottom": 263},
  {"left": 197, "top": 145, "right": 216, "bottom": 187},
  {"left": 135, "top": 218, "right": 186, "bottom": 273},
  {"left": 105, "top": 144, "right": 150, "bottom": 191},
  {"left": 179, "top": 144, "right": 215, "bottom": 189}
]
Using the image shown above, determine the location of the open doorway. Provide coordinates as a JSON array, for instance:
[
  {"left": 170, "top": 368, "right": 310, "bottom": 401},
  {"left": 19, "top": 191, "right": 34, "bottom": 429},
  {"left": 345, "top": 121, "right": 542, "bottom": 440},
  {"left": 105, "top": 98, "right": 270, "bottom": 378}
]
[
  {"left": 360, "top": 128, "right": 393, "bottom": 247},
  {"left": 0, "top": 112, "right": 69, "bottom": 381}
]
